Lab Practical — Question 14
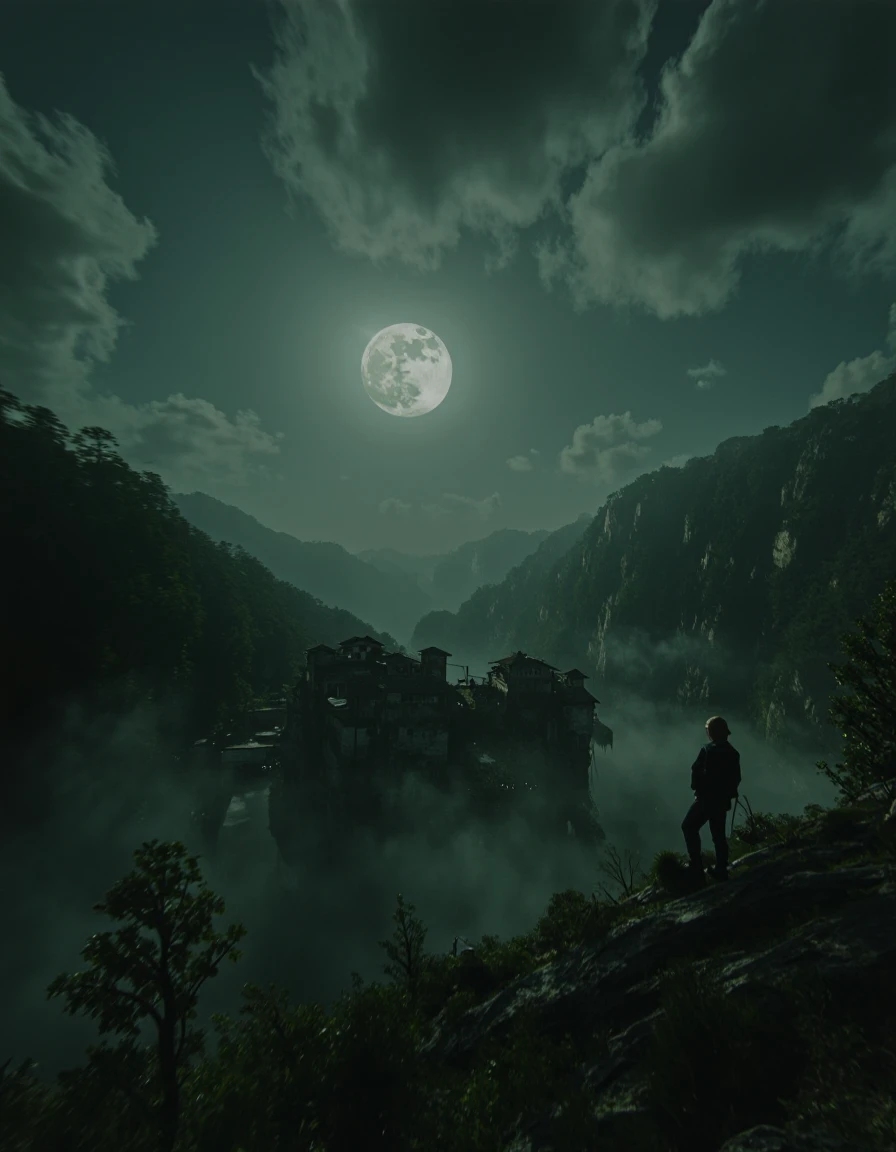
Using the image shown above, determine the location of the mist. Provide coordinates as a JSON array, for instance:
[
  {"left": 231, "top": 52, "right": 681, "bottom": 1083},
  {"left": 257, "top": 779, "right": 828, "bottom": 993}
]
[
  {"left": 1, "top": 686, "right": 839, "bottom": 1079},
  {"left": 591, "top": 691, "right": 839, "bottom": 868}
]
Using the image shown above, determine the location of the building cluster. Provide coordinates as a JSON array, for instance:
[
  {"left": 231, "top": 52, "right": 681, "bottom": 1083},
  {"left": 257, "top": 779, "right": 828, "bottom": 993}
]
[{"left": 298, "top": 635, "right": 608, "bottom": 781}]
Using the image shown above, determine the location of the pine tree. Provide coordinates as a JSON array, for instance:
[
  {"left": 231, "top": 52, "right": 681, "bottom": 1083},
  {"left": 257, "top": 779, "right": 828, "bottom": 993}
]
[{"left": 378, "top": 893, "right": 427, "bottom": 995}]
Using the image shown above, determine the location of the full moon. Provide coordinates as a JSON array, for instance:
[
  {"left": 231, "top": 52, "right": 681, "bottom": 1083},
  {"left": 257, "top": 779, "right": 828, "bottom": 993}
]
[{"left": 361, "top": 323, "right": 452, "bottom": 417}]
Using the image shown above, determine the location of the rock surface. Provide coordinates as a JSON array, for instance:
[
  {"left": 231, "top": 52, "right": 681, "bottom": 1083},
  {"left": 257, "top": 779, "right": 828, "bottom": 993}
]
[
  {"left": 422, "top": 820, "right": 895, "bottom": 1150},
  {"left": 717, "top": 1123, "right": 867, "bottom": 1151}
]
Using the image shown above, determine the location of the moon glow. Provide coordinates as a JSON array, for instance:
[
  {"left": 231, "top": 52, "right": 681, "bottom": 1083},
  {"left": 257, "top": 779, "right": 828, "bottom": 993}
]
[{"left": 361, "top": 323, "right": 452, "bottom": 417}]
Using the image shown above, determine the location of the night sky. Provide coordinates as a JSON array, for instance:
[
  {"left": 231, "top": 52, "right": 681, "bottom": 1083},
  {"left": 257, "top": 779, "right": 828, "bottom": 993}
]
[{"left": 2, "top": 0, "right": 894, "bottom": 553}]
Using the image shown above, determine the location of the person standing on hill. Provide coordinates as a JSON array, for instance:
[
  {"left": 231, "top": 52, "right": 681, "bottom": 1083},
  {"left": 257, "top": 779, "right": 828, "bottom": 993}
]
[{"left": 682, "top": 715, "right": 741, "bottom": 884}]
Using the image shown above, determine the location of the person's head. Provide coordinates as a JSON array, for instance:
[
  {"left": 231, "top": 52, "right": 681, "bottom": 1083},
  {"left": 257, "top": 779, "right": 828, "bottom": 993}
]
[{"left": 705, "top": 715, "right": 731, "bottom": 742}]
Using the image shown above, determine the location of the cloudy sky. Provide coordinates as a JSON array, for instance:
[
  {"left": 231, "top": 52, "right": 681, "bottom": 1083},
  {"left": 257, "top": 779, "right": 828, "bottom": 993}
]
[{"left": 2, "top": 0, "right": 894, "bottom": 553}]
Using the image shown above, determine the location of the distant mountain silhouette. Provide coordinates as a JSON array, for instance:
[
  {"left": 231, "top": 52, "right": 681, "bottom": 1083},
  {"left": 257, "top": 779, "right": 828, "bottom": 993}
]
[
  {"left": 360, "top": 525, "right": 560, "bottom": 612},
  {"left": 174, "top": 493, "right": 431, "bottom": 645}
]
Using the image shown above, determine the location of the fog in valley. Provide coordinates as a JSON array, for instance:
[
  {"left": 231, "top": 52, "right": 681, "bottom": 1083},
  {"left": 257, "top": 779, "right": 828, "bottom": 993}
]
[{"left": 2, "top": 687, "right": 837, "bottom": 1078}]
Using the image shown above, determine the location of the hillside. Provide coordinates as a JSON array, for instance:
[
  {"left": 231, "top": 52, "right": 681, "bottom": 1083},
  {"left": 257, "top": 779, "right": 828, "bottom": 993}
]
[
  {"left": 412, "top": 376, "right": 896, "bottom": 735},
  {"left": 10, "top": 782, "right": 896, "bottom": 1151},
  {"left": 175, "top": 493, "right": 430, "bottom": 644},
  {"left": 0, "top": 392, "right": 395, "bottom": 752}
]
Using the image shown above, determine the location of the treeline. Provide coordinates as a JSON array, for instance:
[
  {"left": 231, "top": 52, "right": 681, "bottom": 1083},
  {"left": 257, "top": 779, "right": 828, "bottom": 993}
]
[{"left": 0, "top": 390, "right": 395, "bottom": 747}]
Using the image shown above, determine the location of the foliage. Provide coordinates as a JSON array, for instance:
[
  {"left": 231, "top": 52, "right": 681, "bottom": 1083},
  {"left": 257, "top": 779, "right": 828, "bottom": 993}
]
[
  {"left": 186, "top": 978, "right": 426, "bottom": 1152},
  {"left": 430, "top": 1015, "right": 595, "bottom": 1152},
  {"left": 816, "top": 578, "right": 896, "bottom": 802},
  {"left": 0, "top": 390, "right": 395, "bottom": 773},
  {"left": 727, "top": 794, "right": 804, "bottom": 853},
  {"left": 379, "top": 894, "right": 428, "bottom": 996},
  {"left": 595, "top": 842, "right": 644, "bottom": 901},
  {"left": 643, "top": 960, "right": 805, "bottom": 1152},
  {"left": 651, "top": 849, "right": 692, "bottom": 895},
  {"left": 790, "top": 999, "right": 896, "bottom": 1151},
  {"left": 47, "top": 840, "right": 245, "bottom": 1151},
  {"left": 532, "top": 889, "right": 592, "bottom": 953}
]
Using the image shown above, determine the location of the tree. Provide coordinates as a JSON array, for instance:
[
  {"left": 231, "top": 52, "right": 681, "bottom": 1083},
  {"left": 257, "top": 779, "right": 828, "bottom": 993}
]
[
  {"left": 818, "top": 579, "right": 896, "bottom": 802},
  {"left": 47, "top": 840, "right": 246, "bottom": 1152},
  {"left": 594, "top": 842, "right": 643, "bottom": 902},
  {"left": 817, "top": 579, "right": 896, "bottom": 802},
  {"left": 379, "top": 893, "right": 427, "bottom": 996}
]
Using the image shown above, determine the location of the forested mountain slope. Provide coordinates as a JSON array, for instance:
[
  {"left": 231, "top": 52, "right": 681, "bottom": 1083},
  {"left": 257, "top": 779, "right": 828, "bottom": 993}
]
[
  {"left": 0, "top": 390, "right": 395, "bottom": 748},
  {"left": 413, "top": 376, "right": 896, "bottom": 735}
]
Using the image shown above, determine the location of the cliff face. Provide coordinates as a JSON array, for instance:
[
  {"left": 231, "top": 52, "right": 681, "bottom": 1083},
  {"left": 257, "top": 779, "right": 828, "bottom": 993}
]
[{"left": 412, "top": 376, "right": 896, "bottom": 735}]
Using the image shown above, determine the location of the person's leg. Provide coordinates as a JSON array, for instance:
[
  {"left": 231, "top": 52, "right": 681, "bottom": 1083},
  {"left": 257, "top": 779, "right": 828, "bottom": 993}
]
[
  {"left": 682, "top": 800, "right": 708, "bottom": 866},
  {"left": 708, "top": 808, "right": 729, "bottom": 876}
]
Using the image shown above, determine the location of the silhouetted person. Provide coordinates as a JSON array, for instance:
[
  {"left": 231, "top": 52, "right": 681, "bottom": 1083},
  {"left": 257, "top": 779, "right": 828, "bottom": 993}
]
[{"left": 682, "top": 715, "right": 741, "bottom": 884}]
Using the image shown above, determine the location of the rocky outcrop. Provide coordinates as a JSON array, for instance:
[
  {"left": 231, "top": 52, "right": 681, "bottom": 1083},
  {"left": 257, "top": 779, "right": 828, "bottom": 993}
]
[
  {"left": 422, "top": 811, "right": 895, "bottom": 1150},
  {"left": 717, "top": 1125, "right": 868, "bottom": 1152}
]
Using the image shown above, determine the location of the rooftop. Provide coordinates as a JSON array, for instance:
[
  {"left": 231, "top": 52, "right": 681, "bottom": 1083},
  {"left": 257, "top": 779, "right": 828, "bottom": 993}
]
[
  {"left": 339, "top": 635, "right": 385, "bottom": 647},
  {"left": 489, "top": 651, "right": 559, "bottom": 671}
]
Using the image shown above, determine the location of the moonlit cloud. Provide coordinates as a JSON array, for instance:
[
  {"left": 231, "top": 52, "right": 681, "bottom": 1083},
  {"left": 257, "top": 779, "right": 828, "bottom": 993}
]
[
  {"left": 541, "top": 0, "right": 896, "bottom": 318},
  {"left": 559, "top": 411, "right": 663, "bottom": 485},
  {"left": 424, "top": 492, "right": 503, "bottom": 520},
  {"left": 0, "top": 74, "right": 156, "bottom": 405},
  {"left": 809, "top": 303, "right": 896, "bottom": 410},
  {"left": 506, "top": 454, "right": 534, "bottom": 472},
  {"left": 259, "top": 1, "right": 895, "bottom": 321},
  {"left": 659, "top": 453, "right": 693, "bottom": 470},
  {"left": 92, "top": 393, "right": 283, "bottom": 487},
  {"left": 378, "top": 497, "right": 413, "bottom": 518},
  {"left": 256, "top": 0, "right": 655, "bottom": 270},
  {"left": 687, "top": 359, "right": 727, "bottom": 390},
  {"left": 0, "top": 75, "right": 281, "bottom": 487},
  {"left": 379, "top": 493, "right": 503, "bottom": 521}
]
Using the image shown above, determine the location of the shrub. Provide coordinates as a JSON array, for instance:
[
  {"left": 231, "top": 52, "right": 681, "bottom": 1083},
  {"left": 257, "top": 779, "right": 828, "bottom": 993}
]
[
  {"left": 651, "top": 850, "right": 692, "bottom": 895},
  {"left": 642, "top": 960, "right": 805, "bottom": 1152},
  {"left": 816, "top": 804, "right": 869, "bottom": 843}
]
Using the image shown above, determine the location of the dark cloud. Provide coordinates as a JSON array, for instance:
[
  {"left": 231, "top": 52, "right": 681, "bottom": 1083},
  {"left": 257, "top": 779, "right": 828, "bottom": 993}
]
[
  {"left": 0, "top": 75, "right": 156, "bottom": 401},
  {"left": 560, "top": 411, "right": 662, "bottom": 485},
  {"left": 0, "top": 76, "right": 280, "bottom": 486},
  {"left": 544, "top": 0, "right": 896, "bottom": 317},
  {"left": 258, "top": 1, "right": 896, "bottom": 318},
  {"left": 257, "top": 0, "right": 655, "bottom": 269}
]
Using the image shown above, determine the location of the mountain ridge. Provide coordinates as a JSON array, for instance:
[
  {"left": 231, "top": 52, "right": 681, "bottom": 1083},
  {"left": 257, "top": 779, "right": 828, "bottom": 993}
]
[
  {"left": 411, "top": 376, "right": 896, "bottom": 735},
  {"left": 174, "top": 493, "right": 431, "bottom": 645}
]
